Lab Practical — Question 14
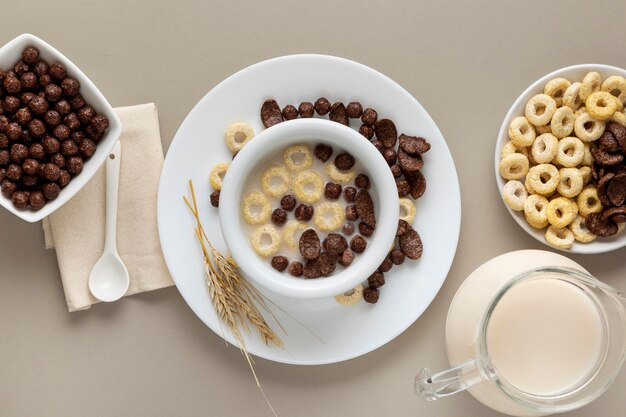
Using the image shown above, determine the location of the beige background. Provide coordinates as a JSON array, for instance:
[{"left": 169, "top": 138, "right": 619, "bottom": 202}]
[{"left": 0, "top": 1, "right": 625, "bottom": 416}]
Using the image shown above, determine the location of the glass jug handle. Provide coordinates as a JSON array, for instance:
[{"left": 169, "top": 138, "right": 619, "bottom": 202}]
[{"left": 415, "top": 358, "right": 493, "bottom": 401}]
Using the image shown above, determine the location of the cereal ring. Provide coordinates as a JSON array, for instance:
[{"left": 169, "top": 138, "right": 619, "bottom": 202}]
[
  {"left": 535, "top": 124, "right": 552, "bottom": 135},
  {"left": 546, "top": 197, "right": 578, "bottom": 228},
  {"left": 250, "top": 224, "right": 281, "bottom": 257},
  {"left": 531, "top": 133, "right": 558, "bottom": 163},
  {"left": 556, "top": 136, "right": 584, "bottom": 167},
  {"left": 525, "top": 94, "right": 557, "bottom": 126},
  {"left": 582, "top": 144, "right": 593, "bottom": 166},
  {"left": 313, "top": 202, "right": 345, "bottom": 231},
  {"left": 209, "top": 162, "right": 230, "bottom": 191},
  {"left": 544, "top": 78, "right": 571, "bottom": 107},
  {"left": 524, "top": 194, "right": 549, "bottom": 228},
  {"left": 579, "top": 166, "right": 592, "bottom": 185},
  {"left": 577, "top": 186, "right": 603, "bottom": 216},
  {"left": 545, "top": 225, "right": 575, "bottom": 249},
  {"left": 335, "top": 284, "right": 364, "bottom": 306},
  {"left": 261, "top": 164, "right": 290, "bottom": 198},
  {"left": 550, "top": 106, "right": 575, "bottom": 138},
  {"left": 326, "top": 161, "right": 356, "bottom": 183},
  {"left": 224, "top": 122, "right": 254, "bottom": 153},
  {"left": 501, "top": 140, "right": 530, "bottom": 159},
  {"left": 283, "top": 144, "right": 313, "bottom": 171},
  {"left": 569, "top": 215, "right": 596, "bottom": 243},
  {"left": 557, "top": 168, "right": 583, "bottom": 198},
  {"left": 524, "top": 175, "right": 535, "bottom": 194},
  {"left": 563, "top": 82, "right": 583, "bottom": 111},
  {"left": 399, "top": 197, "right": 416, "bottom": 224},
  {"left": 242, "top": 191, "right": 271, "bottom": 225},
  {"left": 574, "top": 111, "right": 605, "bottom": 142},
  {"left": 292, "top": 170, "right": 323, "bottom": 203},
  {"left": 586, "top": 91, "right": 617, "bottom": 121},
  {"left": 601, "top": 75, "right": 626, "bottom": 104},
  {"left": 283, "top": 220, "right": 307, "bottom": 249},
  {"left": 612, "top": 94, "right": 624, "bottom": 112},
  {"left": 499, "top": 153, "right": 529, "bottom": 180},
  {"left": 610, "top": 110, "right": 626, "bottom": 126},
  {"left": 502, "top": 180, "right": 528, "bottom": 211},
  {"left": 579, "top": 71, "right": 602, "bottom": 101},
  {"left": 527, "top": 164, "right": 559, "bottom": 195},
  {"left": 508, "top": 116, "right": 536, "bottom": 147}
]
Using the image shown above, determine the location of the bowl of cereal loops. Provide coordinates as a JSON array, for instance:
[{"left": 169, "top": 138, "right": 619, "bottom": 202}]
[
  {"left": 0, "top": 34, "right": 122, "bottom": 222},
  {"left": 219, "top": 117, "right": 399, "bottom": 299},
  {"left": 496, "top": 64, "right": 626, "bottom": 253}
]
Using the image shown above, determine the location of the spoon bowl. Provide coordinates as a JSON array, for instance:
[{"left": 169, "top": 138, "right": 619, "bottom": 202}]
[{"left": 88, "top": 252, "right": 130, "bottom": 302}]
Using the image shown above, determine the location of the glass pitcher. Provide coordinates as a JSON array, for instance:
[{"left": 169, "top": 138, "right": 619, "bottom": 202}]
[{"left": 415, "top": 266, "right": 626, "bottom": 416}]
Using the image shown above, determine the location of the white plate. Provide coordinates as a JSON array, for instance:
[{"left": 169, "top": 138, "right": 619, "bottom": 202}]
[
  {"left": 158, "top": 55, "right": 461, "bottom": 365},
  {"left": 495, "top": 64, "right": 626, "bottom": 254}
]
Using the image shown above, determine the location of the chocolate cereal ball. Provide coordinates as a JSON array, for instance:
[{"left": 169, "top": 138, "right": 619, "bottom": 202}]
[
  {"left": 32, "top": 60, "right": 49, "bottom": 77},
  {"left": 49, "top": 153, "right": 66, "bottom": 168},
  {"left": 14, "top": 61, "right": 29, "bottom": 75},
  {"left": 41, "top": 163, "right": 61, "bottom": 181},
  {"left": 4, "top": 96, "right": 20, "bottom": 113},
  {"left": 41, "top": 182, "right": 60, "bottom": 200},
  {"left": 288, "top": 261, "right": 303, "bottom": 277},
  {"left": 10, "top": 143, "right": 29, "bottom": 163},
  {"left": 314, "top": 97, "right": 331, "bottom": 116},
  {"left": 14, "top": 107, "right": 32, "bottom": 126},
  {"left": 6, "top": 164, "right": 21, "bottom": 181},
  {"left": 55, "top": 99, "right": 71, "bottom": 115},
  {"left": 58, "top": 170, "right": 71, "bottom": 187},
  {"left": 0, "top": 116, "right": 9, "bottom": 132},
  {"left": 64, "top": 113, "right": 80, "bottom": 131},
  {"left": 0, "top": 134, "right": 8, "bottom": 149},
  {"left": 209, "top": 190, "right": 220, "bottom": 207},
  {"left": 20, "top": 91, "right": 36, "bottom": 105},
  {"left": 0, "top": 168, "right": 6, "bottom": 182},
  {"left": 11, "top": 190, "right": 28, "bottom": 209},
  {"left": 77, "top": 106, "right": 95, "bottom": 124},
  {"left": 3, "top": 75, "right": 21, "bottom": 94},
  {"left": 49, "top": 63, "right": 66, "bottom": 81},
  {"left": 53, "top": 124, "right": 70, "bottom": 141},
  {"left": 60, "top": 139, "right": 78, "bottom": 156},
  {"left": 282, "top": 105, "right": 298, "bottom": 120},
  {"left": 359, "top": 124, "right": 374, "bottom": 139},
  {"left": 44, "top": 110, "right": 61, "bottom": 126},
  {"left": 20, "top": 72, "right": 38, "bottom": 90},
  {"left": 29, "top": 143, "right": 45, "bottom": 161},
  {"left": 21, "top": 159, "right": 39, "bottom": 175},
  {"left": 29, "top": 96, "right": 48, "bottom": 115},
  {"left": 298, "top": 102, "right": 314, "bottom": 118},
  {"left": 70, "top": 131, "right": 85, "bottom": 144},
  {"left": 21, "top": 47, "right": 39, "bottom": 64},
  {"left": 44, "top": 84, "right": 63, "bottom": 102},
  {"left": 22, "top": 174, "right": 37, "bottom": 188},
  {"left": 90, "top": 114, "right": 109, "bottom": 133},
  {"left": 39, "top": 74, "right": 51, "bottom": 87},
  {"left": 361, "top": 108, "right": 378, "bottom": 125},
  {"left": 66, "top": 156, "right": 83, "bottom": 175},
  {"left": 70, "top": 95, "right": 85, "bottom": 110},
  {"left": 28, "top": 119, "right": 46, "bottom": 138},
  {"left": 29, "top": 191, "right": 45, "bottom": 210},
  {"left": 61, "top": 77, "right": 80, "bottom": 97},
  {"left": 280, "top": 194, "right": 297, "bottom": 211},
  {"left": 78, "top": 138, "right": 96, "bottom": 158},
  {"left": 5, "top": 123, "right": 21, "bottom": 141},
  {"left": 346, "top": 102, "right": 363, "bottom": 118},
  {"left": 1, "top": 179, "right": 17, "bottom": 197},
  {"left": 42, "top": 136, "right": 60, "bottom": 154},
  {"left": 0, "top": 150, "right": 9, "bottom": 165}
]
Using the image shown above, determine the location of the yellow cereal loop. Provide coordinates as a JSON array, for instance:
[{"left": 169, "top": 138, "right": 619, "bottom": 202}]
[
  {"left": 326, "top": 162, "right": 356, "bottom": 183},
  {"left": 546, "top": 197, "right": 578, "bottom": 228},
  {"left": 527, "top": 164, "right": 559, "bottom": 195},
  {"left": 545, "top": 225, "right": 575, "bottom": 249},
  {"left": 335, "top": 285, "right": 364, "bottom": 306},
  {"left": 577, "top": 186, "right": 603, "bottom": 216},
  {"left": 498, "top": 153, "right": 529, "bottom": 180},
  {"left": 574, "top": 111, "right": 605, "bottom": 142},
  {"left": 524, "top": 175, "right": 534, "bottom": 194},
  {"left": 531, "top": 133, "right": 558, "bottom": 164},
  {"left": 524, "top": 194, "right": 549, "bottom": 229},
  {"left": 610, "top": 110, "right": 626, "bottom": 126},
  {"left": 283, "top": 144, "right": 313, "bottom": 171},
  {"left": 601, "top": 75, "right": 626, "bottom": 104},
  {"left": 579, "top": 71, "right": 602, "bottom": 101},
  {"left": 557, "top": 168, "right": 583, "bottom": 198},
  {"left": 313, "top": 202, "right": 345, "bottom": 231},
  {"left": 525, "top": 94, "right": 557, "bottom": 126},
  {"left": 563, "top": 82, "right": 583, "bottom": 111},
  {"left": 242, "top": 191, "right": 271, "bottom": 225},
  {"left": 550, "top": 106, "right": 575, "bottom": 138},
  {"left": 535, "top": 124, "right": 552, "bottom": 135},
  {"left": 501, "top": 141, "right": 529, "bottom": 159},
  {"left": 502, "top": 180, "right": 528, "bottom": 211},
  {"left": 261, "top": 164, "right": 290, "bottom": 198},
  {"left": 292, "top": 169, "right": 323, "bottom": 203},
  {"left": 556, "top": 136, "right": 584, "bottom": 167},
  {"left": 586, "top": 91, "right": 617, "bottom": 121},
  {"left": 283, "top": 220, "right": 307, "bottom": 249},
  {"left": 579, "top": 166, "right": 592, "bottom": 185},
  {"left": 250, "top": 224, "right": 281, "bottom": 257},
  {"left": 544, "top": 78, "right": 571, "bottom": 107},
  {"left": 209, "top": 162, "right": 230, "bottom": 191},
  {"left": 399, "top": 197, "right": 417, "bottom": 223},
  {"left": 224, "top": 122, "right": 254, "bottom": 153},
  {"left": 508, "top": 116, "right": 536, "bottom": 147},
  {"left": 569, "top": 215, "right": 596, "bottom": 243}
]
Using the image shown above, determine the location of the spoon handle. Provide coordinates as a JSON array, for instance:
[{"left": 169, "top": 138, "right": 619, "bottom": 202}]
[{"left": 104, "top": 141, "right": 122, "bottom": 252}]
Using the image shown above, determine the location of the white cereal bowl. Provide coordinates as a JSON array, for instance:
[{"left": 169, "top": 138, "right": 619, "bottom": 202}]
[
  {"left": 219, "top": 118, "right": 399, "bottom": 299},
  {"left": 0, "top": 34, "right": 122, "bottom": 222},
  {"left": 495, "top": 64, "right": 626, "bottom": 254}
]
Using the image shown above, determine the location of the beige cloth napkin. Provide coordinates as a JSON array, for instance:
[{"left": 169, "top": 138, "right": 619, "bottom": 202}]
[{"left": 42, "top": 103, "right": 173, "bottom": 311}]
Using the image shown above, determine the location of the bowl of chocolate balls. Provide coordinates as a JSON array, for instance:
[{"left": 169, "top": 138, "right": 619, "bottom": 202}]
[{"left": 0, "top": 33, "right": 122, "bottom": 222}]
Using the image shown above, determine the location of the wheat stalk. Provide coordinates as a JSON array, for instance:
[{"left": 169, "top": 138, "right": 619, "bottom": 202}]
[{"left": 184, "top": 180, "right": 283, "bottom": 416}]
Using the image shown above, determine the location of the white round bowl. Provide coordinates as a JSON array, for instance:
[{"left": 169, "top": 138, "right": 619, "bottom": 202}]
[
  {"left": 495, "top": 64, "right": 626, "bottom": 254},
  {"left": 219, "top": 118, "right": 399, "bottom": 299}
]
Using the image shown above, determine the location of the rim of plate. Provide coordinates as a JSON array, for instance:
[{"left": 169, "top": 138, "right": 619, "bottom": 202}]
[
  {"left": 494, "top": 63, "right": 626, "bottom": 255},
  {"left": 158, "top": 54, "right": 461, "bottom": 364}
]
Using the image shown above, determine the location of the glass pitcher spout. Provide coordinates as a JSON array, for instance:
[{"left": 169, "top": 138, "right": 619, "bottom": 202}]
[{"left": 415, "top": 358, "right": 494, "bottom": 401}]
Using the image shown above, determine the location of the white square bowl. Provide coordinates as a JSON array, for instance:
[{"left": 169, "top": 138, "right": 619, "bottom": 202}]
[{"left": 0, "top": 33, "right": 121, "bottom": 222}]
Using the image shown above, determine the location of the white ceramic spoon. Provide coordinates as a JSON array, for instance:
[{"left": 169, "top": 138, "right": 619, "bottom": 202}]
[{"left": 88, "top": 141, "right": 129, "bottom": 302}]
